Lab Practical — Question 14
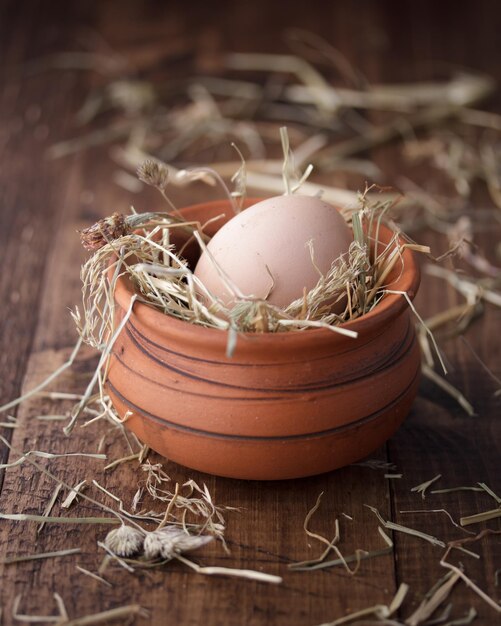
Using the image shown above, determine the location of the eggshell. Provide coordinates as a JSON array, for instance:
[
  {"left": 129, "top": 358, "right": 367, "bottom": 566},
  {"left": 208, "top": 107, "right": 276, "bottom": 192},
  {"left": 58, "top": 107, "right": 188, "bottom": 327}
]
[{"left": 194, "top": 195, "right": 353, "bottom": 310}]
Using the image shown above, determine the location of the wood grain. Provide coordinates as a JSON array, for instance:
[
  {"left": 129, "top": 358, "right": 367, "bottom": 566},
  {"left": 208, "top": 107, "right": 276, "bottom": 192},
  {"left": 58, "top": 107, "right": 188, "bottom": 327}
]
[
  {"left": 369, "top": 4, "right": 501, "bottom": 621},
  {"left": 0, "top": 1, "right": 500, "bottom": 625},
  {"left": 0, "top": 0, "right": 94, "bottom": 487}
]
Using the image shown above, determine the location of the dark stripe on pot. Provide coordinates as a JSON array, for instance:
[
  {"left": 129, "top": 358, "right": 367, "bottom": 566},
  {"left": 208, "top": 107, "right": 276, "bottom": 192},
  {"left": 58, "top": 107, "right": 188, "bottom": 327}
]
[
  {"left": 107, "top": 365, "right": 420, "bottom": 442},
  {"left": 127, "top": 317, "right": 392, "bottom": 367},
  {"left": 111, "top": 347, "right": 293, "bottom": 401},
  {"left": 121, "top": 319, "right": 414, "bottom": 395}
]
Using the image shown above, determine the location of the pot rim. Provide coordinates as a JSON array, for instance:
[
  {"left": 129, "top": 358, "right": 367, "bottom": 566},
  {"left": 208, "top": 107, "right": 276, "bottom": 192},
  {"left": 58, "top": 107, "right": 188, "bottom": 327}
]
[{"left": 112, "top": 198, "right": 420, "bottom": 347}]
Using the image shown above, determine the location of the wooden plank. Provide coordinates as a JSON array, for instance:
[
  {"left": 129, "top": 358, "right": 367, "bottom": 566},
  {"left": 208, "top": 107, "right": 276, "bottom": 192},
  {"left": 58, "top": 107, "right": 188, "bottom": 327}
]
[
  {"left": 0, "top": 0, "right": 96, "bottom": 486},
  {"left": 370, "top": 2, "right": 501, "bottom": 623}
]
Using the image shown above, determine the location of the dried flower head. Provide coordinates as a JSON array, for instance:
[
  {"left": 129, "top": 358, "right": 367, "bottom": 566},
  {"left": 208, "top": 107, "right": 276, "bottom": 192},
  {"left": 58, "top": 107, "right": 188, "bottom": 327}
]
[
  {"left": 80, "top": 212, "right": 130, "bottom": 251},
  {"left": 105, "top": 524, "right": 144, "bottom": 557},
  {"left": 143, "top": 527, "right": 213, "bottom": 560},
  {"left": 137, "top": 159, "right": 169, "bottom": 190}
]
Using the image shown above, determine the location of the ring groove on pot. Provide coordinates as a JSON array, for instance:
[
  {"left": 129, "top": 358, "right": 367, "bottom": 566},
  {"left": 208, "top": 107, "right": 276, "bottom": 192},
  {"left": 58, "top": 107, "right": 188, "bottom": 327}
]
[
  {"left": 111, "top": 317, "right": 414, "bottom": 397},
  {"left": 123, "top": 315, "right": 413, "bottom": 390},
  {"left": 125, "top": 312, "right": 393, "bottom": 366},
  {"left": 108, "top": 364, "right": 420, "bottom": 442},
  {"left": 107, "top": 329, "right": 420, "bottom": 437}
]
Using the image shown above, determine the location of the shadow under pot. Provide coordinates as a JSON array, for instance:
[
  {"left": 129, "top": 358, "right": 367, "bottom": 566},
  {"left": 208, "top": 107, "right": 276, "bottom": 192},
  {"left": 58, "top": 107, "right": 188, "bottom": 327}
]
[{"left": 107, "top": 198, "right": 421, "bottom": 480}]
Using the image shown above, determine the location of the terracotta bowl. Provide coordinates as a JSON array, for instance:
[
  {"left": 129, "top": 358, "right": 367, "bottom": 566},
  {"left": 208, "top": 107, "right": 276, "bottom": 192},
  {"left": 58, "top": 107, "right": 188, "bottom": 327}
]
[{"left": 107, "top": 199, "right": 421, "bottom": 480}]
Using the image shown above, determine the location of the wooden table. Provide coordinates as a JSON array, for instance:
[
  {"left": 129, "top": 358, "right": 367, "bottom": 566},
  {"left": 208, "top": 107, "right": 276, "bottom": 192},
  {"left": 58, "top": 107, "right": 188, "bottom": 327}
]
[{"left": 0, "top": 1, "right": 500, "bottom": 624}]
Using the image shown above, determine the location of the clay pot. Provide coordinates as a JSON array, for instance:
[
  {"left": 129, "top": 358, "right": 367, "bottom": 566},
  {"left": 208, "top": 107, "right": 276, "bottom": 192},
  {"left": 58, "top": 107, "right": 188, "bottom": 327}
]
[{"left": 107, "top": 199, "right": 421, "bottom": 480}]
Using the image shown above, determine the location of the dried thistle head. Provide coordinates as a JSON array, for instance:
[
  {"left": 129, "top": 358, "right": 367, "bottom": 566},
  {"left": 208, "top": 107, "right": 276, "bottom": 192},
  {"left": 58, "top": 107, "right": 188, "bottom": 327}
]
[
  {"left": 143, "top": 529, "right": 165, "bottom": 560},
  {"left": 105, "top": 524, "right": 144, "bottom": 557},
  {"left": 137, "top": 159, "right": 169, "bottom": 190},
  {"left": 80, "top": 212, "right": 130, "bottom": 251},
  {"left": 144, "top": 527, "right": 213, "bottom": 560}
]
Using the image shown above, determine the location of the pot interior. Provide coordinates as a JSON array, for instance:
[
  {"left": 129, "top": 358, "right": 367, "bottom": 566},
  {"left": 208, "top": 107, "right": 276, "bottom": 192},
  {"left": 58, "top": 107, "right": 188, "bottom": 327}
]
[{"left": 169, "top": 209, "right": 232, "bottom": 270}]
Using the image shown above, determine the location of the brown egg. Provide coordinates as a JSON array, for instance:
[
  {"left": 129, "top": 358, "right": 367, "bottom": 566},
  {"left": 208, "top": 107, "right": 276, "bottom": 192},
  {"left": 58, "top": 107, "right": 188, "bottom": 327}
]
[{"left": 194, "top": 195, "right": 353, "bottom": 310}]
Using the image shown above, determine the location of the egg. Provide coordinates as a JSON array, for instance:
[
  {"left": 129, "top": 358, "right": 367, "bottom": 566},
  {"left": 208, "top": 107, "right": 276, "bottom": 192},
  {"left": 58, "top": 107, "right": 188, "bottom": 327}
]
[{"left": 194, "top": 195, "right": 353, "bottom": 311}]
